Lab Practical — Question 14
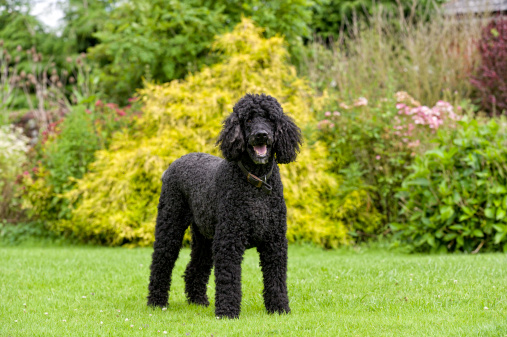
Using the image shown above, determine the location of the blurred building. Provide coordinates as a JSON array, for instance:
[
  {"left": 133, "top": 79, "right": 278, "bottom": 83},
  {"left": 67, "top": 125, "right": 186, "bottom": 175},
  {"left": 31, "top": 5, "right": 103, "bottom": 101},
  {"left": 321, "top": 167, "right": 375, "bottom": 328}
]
[{"left": 443, "top": 0, "right": 507, "bottom": 15}]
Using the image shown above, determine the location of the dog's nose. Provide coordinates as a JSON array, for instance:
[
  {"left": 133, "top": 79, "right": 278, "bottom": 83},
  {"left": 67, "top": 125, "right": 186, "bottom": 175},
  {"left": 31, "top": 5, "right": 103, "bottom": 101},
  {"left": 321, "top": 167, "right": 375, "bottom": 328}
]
[{"left": 254, "top": 131, "right": 269, "bottom": 142}]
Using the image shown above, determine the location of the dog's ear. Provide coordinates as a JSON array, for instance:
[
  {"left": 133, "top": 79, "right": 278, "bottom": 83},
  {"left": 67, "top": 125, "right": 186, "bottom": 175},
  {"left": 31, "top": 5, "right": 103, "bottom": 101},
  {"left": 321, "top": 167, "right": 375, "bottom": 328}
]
[
  {"left": 216, "top": 113, "right": 245, "bottom": 162},
  {"left": 273, "top": 114, "right": 303, "bottom": 164}
]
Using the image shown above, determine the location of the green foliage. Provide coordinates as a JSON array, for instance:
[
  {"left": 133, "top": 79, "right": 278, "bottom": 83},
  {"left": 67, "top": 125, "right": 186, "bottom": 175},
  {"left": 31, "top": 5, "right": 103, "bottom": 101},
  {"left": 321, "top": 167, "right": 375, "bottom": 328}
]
[
  {"left": 0, "top": 125, "right": 28, "bottom": 221},
  {"left": 0, "top": 220, "right": 65, "bottom": 245},
  {"left": 394, "top": 117, "right": 507, "bottom": 253},
  {"left": 60, "top": 19, "right": 363, "bottom": 248},
  {"left": 317, "top": 97, "right": 408, "bottom": 236},
  {"left": 60, "top": 0, "right": 116, "bottom": 54},
  {"left": 88, "top": 0, "right": 313, "bottom": 102},
  {"left": 22, "top": 106, "right": 100, "bottom": 221},
  {"left": 0, "top": 5, "right": 67, "bottom": 74},
  {"left": 21, "top": 103, "right": 139, "bottom": 222}
]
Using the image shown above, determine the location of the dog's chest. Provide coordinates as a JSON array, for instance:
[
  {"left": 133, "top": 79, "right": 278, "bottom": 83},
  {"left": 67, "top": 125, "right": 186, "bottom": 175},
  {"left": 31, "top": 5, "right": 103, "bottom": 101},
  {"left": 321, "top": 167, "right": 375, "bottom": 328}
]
[{"left": 242, "top": 197, "right": 276, "bottom": 239}]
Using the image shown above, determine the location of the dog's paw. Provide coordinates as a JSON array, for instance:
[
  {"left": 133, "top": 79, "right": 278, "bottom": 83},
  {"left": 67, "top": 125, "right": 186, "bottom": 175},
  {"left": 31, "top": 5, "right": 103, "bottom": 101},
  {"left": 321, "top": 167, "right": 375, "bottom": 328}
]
[
  {"left": 188, "top": 298, "right": 210, "bottom": 307},
  {"left": 267, "top": 306, "right": 290, "bottom": 315},
  {"left": 214, "top": 310, "right": 240, "bottom": 319},
  {"left": 147, "top": 297, "right": 168, "bottom": 308}
]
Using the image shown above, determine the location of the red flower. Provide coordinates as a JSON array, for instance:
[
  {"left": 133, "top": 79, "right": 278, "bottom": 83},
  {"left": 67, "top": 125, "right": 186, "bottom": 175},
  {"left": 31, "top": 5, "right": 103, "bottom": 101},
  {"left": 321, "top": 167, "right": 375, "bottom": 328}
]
[{"left": 95, "top": 100, "right": 103, "bottom": 107}]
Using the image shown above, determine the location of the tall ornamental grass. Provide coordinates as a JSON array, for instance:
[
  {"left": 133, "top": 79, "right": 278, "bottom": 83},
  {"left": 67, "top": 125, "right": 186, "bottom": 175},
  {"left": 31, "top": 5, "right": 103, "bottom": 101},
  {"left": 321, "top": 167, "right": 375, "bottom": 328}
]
[{"left": 301, "top": 8, "right": 486, "bottom": 106}]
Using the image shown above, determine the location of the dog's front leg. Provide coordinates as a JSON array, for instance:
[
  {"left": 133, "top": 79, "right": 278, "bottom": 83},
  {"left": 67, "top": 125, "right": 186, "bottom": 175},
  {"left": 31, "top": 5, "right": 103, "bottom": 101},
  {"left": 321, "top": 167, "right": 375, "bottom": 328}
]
[
  {"left": 257, "top": 236, "right": 290, "bottom": 314},
  {"left": 212, "top": 223, "right": 245, "bottom": 319}
]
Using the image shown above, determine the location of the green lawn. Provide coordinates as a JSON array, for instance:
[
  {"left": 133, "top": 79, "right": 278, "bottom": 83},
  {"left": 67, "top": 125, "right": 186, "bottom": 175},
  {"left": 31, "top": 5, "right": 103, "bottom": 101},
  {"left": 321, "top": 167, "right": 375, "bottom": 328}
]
[{"left": 1, "top": 244, "right": 506, "bottom": 336}]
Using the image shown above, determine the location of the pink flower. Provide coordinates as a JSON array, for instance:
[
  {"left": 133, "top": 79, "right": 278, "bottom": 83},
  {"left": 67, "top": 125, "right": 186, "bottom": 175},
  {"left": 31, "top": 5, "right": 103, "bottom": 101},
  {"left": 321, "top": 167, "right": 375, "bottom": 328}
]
[
  {"left": 333, "top": 111, "right": 341, "bottom": 116},
  {"left": 95, "top": 100, "right": 102, "bottom": 107},
  {"left": 85, "top": 109, "right": 92, "bottom": 114},
  {"left": 117, "top": 110, "right": 126, "bottom": 116},
  {"left": 325, "top": 111, "right": 331, "bottom": 117},
  {"left": 376, "top": 155, "right": 381, "bottom": 160},
  {"left": 353, "top": 97, "right": 368, "bottom": 107}
]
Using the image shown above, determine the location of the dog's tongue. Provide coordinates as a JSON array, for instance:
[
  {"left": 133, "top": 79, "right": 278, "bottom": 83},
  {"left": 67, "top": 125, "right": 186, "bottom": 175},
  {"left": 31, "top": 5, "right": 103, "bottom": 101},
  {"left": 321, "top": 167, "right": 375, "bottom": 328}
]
[{"left": 254, "top": 144, "right": 267, "bottom": 156}]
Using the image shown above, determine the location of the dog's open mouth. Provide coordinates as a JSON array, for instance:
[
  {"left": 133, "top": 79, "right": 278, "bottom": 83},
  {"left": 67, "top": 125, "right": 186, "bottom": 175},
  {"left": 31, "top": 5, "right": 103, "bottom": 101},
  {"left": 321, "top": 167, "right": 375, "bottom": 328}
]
[{"left": 253, "top": 144, "right": 267, "bottom": 157}]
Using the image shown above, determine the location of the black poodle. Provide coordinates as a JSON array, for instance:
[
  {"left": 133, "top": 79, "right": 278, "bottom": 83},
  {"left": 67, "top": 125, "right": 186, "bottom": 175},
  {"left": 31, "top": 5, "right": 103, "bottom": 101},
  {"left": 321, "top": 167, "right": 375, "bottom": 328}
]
[{"left": 147, "top": 93, "right": 302, "bottom": 319}]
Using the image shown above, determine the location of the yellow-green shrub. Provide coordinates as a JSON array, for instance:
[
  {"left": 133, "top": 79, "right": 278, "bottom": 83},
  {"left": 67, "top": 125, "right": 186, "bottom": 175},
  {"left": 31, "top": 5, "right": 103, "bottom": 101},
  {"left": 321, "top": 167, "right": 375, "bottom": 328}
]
[{"left": 59, "top": 19, "right": 379, "bottom": 247}]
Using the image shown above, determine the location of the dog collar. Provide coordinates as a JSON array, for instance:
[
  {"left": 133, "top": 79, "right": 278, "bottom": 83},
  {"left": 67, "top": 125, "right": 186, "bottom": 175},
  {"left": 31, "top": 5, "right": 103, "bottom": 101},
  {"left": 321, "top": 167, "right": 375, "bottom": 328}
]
[{"left": 237, "top": 161, "right": 273, "bottom": 195}]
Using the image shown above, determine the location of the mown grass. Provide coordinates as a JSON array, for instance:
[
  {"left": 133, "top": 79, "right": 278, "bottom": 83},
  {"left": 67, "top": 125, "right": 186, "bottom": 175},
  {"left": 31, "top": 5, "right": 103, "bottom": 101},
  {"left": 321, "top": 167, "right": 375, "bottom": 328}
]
[{"left": 1, "top": 244, "right": 506, "bottom": 336}]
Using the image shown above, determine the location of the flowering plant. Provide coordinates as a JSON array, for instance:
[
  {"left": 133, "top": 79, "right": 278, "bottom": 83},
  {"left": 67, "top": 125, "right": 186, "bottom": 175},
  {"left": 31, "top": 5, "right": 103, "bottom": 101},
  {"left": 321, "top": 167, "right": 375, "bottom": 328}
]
[{"left": 317, "top": 92, "right": 461, "bottom": 234}]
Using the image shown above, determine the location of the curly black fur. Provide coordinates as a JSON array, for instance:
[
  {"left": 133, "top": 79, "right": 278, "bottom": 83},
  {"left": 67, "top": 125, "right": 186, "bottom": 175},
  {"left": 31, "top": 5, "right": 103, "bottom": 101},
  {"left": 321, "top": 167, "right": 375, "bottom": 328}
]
[{"left": 147, "top": 93, "right": 302, "bottom": 319}]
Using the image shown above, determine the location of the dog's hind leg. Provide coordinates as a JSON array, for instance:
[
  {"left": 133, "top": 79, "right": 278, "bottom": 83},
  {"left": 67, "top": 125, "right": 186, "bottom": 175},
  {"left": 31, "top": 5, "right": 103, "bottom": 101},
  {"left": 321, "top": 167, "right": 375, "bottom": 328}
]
[
  {"left": 183, "top": 224, "right": 213, "bottom": 306},
  {"left": 147, "top": 182, "right": 191, "bottom": 308}
]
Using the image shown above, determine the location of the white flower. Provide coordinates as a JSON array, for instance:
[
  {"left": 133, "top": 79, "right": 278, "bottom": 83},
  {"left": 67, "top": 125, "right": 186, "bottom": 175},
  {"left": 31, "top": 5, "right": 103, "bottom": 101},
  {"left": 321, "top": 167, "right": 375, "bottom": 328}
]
[
  {"left": 44, "top": 312, "right": 48, "bottom": 315},
  {"left": 484, "top": 307, "right": 489, "bottom": 310},
  {"left": 100, "top": 321, "right": 103, "bottom": 324},
  {"left": 82, "top": 296, "right": 86, "bottom": 298},
  {"left": 63, "top": 319, "right": 66, "bottom": 322},
  {"left": 454, "top": 280, "right": 457, "bottom": 284},
  {"left": 15, "top": 320, "right": 17, "bottom": 322},
  {"left": 125, "top": 318, "right": 129, "bottom": 321},
  {"left": 149, "top": 314, "right": 152, "bottom": 316},
  {"left": 130, "top": 325, "right": 134, "bottom": 328},
  {"left": 162, "top": 307, "right": 167, "bottom": 311},
  {"left": 164, "top": 331, "right": 168, "bottom": 334}
]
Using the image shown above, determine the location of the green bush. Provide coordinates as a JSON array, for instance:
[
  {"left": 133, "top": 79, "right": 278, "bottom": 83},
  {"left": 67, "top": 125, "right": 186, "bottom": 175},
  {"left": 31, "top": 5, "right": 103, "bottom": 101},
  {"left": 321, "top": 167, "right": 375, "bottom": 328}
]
[
  {"left": 58, "top": 19, "right": 368, "bottom": 248},
  {"left": 21, "top": 103, "right": 139, "bottom": 222},
  {"left": 0, "top": 125, "right": 28, "bottom": 221},
  {"left": 88, "top": 0, "right": 313, "bottom": 102},
  {"left": 22, "top": 106, "right": 100, "bottom": 221},
  {"left": 394, "top": 117, "right": 507, "bottom": 253}
]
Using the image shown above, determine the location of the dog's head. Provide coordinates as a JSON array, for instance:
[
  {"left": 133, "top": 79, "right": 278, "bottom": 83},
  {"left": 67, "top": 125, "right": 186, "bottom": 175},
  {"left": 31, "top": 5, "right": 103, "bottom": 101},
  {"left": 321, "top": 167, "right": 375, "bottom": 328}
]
[{"left": 216, "top": 94, "right": 302, "bottom": 164}]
